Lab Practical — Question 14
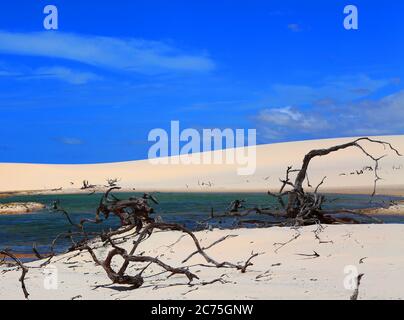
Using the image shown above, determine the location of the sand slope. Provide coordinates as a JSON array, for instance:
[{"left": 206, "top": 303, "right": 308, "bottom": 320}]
[
  {"left": 1, "top": 224, "right": 404, "bottom": 300},
  {"left": 0, "top": 136, "right": 404, "bottom": 195}
]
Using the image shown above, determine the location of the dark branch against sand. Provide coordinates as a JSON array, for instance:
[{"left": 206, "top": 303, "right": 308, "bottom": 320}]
[{"left": 0, "top": 250, "right": 29, "bottom": 299}]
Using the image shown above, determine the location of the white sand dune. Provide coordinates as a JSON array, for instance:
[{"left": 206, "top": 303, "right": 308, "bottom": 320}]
[
  {"left": 0, "top": 136, "right": 404, "bottom": 196},
  {"left": 1, "top": 224, "right": 404, "bottom": 300},
  {"left": 1, "top": 136, "right": 404, "bottom": 301}
]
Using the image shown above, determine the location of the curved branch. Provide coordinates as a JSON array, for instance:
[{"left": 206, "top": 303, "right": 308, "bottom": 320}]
[{"left": 0, "top": 250, "right": 29, "bottom": 299}]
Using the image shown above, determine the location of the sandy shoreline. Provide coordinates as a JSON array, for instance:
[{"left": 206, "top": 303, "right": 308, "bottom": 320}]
[
  {"left": 1, "top": 224, "right": 404, "bottom": 300},
  {"left": 2, "top": 185, "right": 404, "bottom": 198},
  {"left": 360, "top": 201, "right": 404, "bottom": 215},
  {"left": 0, "top": 202, "right": 46, "bottom": 215},
  {"left": 1, "top": 190, "right": 403, "bottom": 218}
]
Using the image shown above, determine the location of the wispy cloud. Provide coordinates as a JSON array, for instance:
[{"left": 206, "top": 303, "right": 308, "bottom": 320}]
[
  {"left": 287, "top": 24, "right": 302, "bottom": 32},
  {"left": 267, "top": 74, "right": 392, "bottom": 106},
  {"left": 0, "top": 65, "right": 101, "bottom": 84},
  {"left": 345, "top": 90, "right": 404, "bottom": 134},
  {"left": 0, "top": 31, "right": 215, "bottom": 74},
  {"left": 313, "top": 98, "right": 337, "bottom": 107},
  {"left": 255, "top": 106, "right": 329, "bottom": 140},
  {"left": 33, "top": 67, "right": 101, "bottom": 84}
]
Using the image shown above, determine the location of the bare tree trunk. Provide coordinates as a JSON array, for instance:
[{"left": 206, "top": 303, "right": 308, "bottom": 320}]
[{"left": 286, "top": 138, "right": 401, "bottom": 219}]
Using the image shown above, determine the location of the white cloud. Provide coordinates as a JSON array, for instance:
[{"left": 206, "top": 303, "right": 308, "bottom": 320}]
[
  {"left": 254, "top": 89, "right": 404, "bottom": 141},
  {"left": 287, "top": 24, "right": 302, "bottom": 32},
  {"left": 0, "top": 65, "right": 100, "bottom": 84},
  {"left": 0, "top": 31, "right": 215, "bottom": 74},
  {"left": 347, "top": 90, "right": 404, "bottom": 133},
  {"left": 255, "top": 106, "right": 330, "bottom": 140},
  {"left": 33, "top": 67, "right": 101, "bottom": 85},
  {"left": 256, "top": 106, "right": 328, "bottom": 129}
]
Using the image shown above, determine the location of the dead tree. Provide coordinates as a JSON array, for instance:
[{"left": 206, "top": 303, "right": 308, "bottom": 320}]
[
  {"left": 269, "top": 137, "right": 401, "bottom": 225},
  {"left": 81, "top": 180, "right": 96, "bottom": 190},
  {"left": 105, "top": 178, "right": 121, "bottom": 188},
  {"left": 82, "top": 222, "right": 258, "bottom": 289},
  {"left": 24, "top": 189, "right": 259, "bottom": 293},
  {"left": 96, "top": 188, "right": 158, "bottom": 227}
]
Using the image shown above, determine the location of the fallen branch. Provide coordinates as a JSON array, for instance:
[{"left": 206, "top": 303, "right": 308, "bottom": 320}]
[
  {"left": 350, "top": 273, "right": 364, "bottom": 300},
  {"left": 0, "top": 250, "right": 29, "bottom": 299},
  {"left": 182, "top": 235, "right": 238, "bottom": 264}
]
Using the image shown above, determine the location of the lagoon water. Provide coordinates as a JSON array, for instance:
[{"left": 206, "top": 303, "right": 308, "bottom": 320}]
[{"left": 1, "top": 192, "right": 403, "bottom": 255}]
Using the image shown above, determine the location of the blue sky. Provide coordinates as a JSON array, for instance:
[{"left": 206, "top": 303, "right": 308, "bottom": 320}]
[{"left": 0, "top": 0, "right": 403, "bottom": 163}]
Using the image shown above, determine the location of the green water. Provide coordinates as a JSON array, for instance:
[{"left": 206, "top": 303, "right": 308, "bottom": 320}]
[{"left": 0, "top": 192, "right": 403, "bottom": 255}]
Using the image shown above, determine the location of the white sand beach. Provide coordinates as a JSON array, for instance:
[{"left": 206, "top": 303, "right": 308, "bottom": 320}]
[
  {"left": 1, "top": 224, "right": 404, "bottom": 300},
  {"left": 1, "top": 136, "right": 404, "bottom": 300},
  {"left": 0, "top": 136, "right": 404, "bottom": 196}
]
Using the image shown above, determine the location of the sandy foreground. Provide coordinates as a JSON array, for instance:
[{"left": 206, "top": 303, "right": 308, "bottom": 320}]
[
  {"left": 1, "top": 224, "right": 404, "bottom": 300},
  {"left": 0, "top": 136, "right": 404, "bottom": 196}
]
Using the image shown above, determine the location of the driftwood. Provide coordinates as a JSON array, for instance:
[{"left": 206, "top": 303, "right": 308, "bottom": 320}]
[
  {"left": 96, "top": 187, "right": 158, "bottom": 227},
  {"left": 266, "top": 137, "right": 401, "bottom": 225},
  {"left": 4, "top": 189, "right": 258, "bottom": 297},
  {"left": 81, "top": 180, "right": 96, "bottom": 190},
  {"left": 82, "top": 222, "right": 259, "bottom": 288},
  {"left": 200, "top": 138, "right": 401, "bottom": 229},
  {"left": 350, "top": 273, "right": 364, "bottom": 300},
  {"left": 0, "top": 250, "right": 29, "bottom": 299},
  {"left": 105, "top": 178, "right": 121, "bottom": 188}
]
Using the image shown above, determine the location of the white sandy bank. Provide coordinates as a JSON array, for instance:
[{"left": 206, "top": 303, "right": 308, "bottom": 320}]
[
  {"left": 1, "top": 224, "right": 404, "bottom": 300},
  {"left": 0, "top": 202, "right": 45, "bottom": 215},
  {"left": 0, "top": 136, "right": 404, "bottom": 196}
]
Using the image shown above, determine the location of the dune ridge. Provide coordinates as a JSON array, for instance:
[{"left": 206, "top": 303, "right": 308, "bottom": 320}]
[{"left": 1, "top": 136, "right": 404, "bottom": 196}]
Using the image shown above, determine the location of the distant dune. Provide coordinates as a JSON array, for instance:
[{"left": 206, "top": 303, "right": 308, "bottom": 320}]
[{"left": 1, "top": 136, "right": 404, "bottom": 196}]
